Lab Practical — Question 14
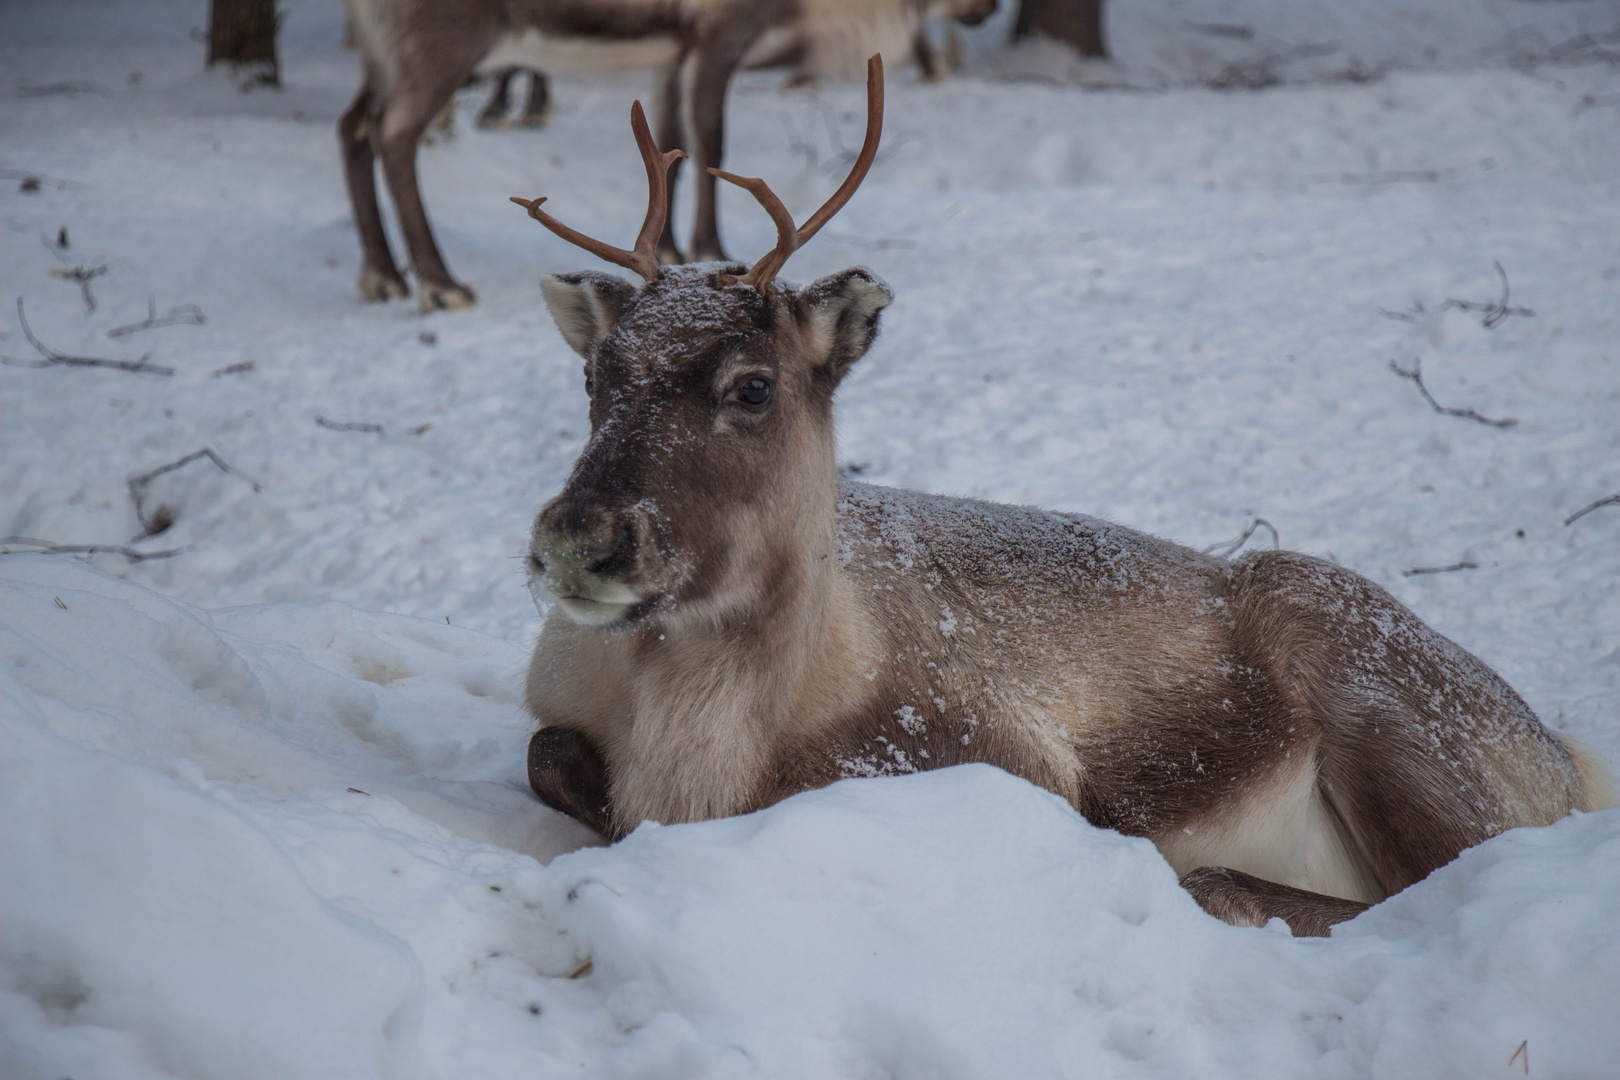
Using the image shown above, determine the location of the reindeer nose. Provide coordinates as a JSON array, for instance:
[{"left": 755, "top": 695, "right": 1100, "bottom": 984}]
[
  {"left": 532, "top": 500, "right": 662, "bottom": 626},
  {"left": 536, "top": 501, "right": 651, "bottom": 572}
]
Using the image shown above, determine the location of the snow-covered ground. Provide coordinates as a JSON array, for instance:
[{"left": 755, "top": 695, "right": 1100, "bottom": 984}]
[{"left": 2, "top": 0, "right": 1618, "bottom": 1076}]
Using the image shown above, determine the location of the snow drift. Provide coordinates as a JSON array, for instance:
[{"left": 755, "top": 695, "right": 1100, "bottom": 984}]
[{"left": 3, "top": 558, "right": 1618, "bottom": 1079}]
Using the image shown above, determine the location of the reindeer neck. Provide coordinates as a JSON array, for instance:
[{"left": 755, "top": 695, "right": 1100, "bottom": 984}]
[{"left": 612, "top": 458, "right": 876, "bottom": 825}]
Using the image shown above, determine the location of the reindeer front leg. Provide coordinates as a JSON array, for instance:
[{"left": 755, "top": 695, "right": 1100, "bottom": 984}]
[
  {"left": 528, "top": 727, "right": 616, "bottom": 838},
  {"left": 1180, "top": 867, "right": 1371, "bottom": 937}
]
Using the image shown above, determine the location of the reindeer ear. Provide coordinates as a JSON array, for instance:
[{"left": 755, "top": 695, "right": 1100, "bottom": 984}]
[
  {"left": 797, "top": 268, "right": 892, "bottom": 377},
  {"left": 541, "top": 272, "right": 636, "bottom": 358}
]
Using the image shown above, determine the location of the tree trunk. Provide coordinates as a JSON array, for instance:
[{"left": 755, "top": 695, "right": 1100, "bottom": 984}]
[
  {"left": 207, "top": 0, "right": 281, "bottom": 87},
  {"left": 1013, "top": 0, "right": 1107, "bottom": 59}
]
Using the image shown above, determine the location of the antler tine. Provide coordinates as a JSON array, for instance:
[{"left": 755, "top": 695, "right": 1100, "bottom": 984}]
[
  {"left": 510, "top": 100, "right": 685, "bottom": 283},
  {"left": 710, "top": 54, "right": 885, "bottom": 294},
  {"left": 793, "top": 54, "right": 885, "bottom": 247}
]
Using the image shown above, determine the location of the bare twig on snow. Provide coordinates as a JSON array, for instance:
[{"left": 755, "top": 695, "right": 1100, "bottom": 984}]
[
  {"left": 128, "top": 449, "right": 262, "bottom": 539},
  {"left": 1508, "top": 1039, "right": 1529, "bottom": 1074},
  {"left": 1, "top": 298, "right": 173, "bottom": 375},
  {"left": 1204, "top": 517, "right": 1280, "bottom": 558},
  {"left": 0, "top": 536, "right": 182, "bottom": 562},
  {"left": 1389, "top": 358, "right": 1516, "bottom": 428},
  {"left": 108, "top": 296, "right": 207, "bottom": 338},
  {"left": 1402, "top": 560, "right": 1478, "bottom": 577},
  {"left": 44, "top": 245, "right": 110, "bottom": 313},
  {"left": 1439, "top": 261, "right": 1533, "bottom": 329},
  {"left": 1, "top": 168, "right": 70, "bottom": 192},
  {"left": 316, "top": 416, "right": 383, "bottom": 433},
  {"left": 1564, "top": 491, "right": 1620, "bottom": 527},
  {"left": 212, "top": 361, "right": 254, "bottom": 377},
  {"left": 1381, "top": 263, "right": 1533, "bottom": 328}
]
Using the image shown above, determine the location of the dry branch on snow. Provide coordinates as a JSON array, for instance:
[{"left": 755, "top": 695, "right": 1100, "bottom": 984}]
[
  {"left": 1204, "top": 517, "right": 1279, "bottom": 558},
  {"left": 128, "top": 449, "right": 262, "bottom": 539},
  {"left": 108, "top": 297, "right": 207, "bottom": 339},
  {"left": 1389, "top": 358, "right": 1516, "bottom": 428},
  {"left": 1, "top": 298, "right": 173, "bottom": 375},
  {"left": 1564, "top": 492, "right": 1620, "bottom": 527}
]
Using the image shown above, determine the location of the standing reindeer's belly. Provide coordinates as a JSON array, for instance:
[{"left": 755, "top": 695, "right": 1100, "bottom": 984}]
[{"left": 477, "top": 29, "right": 682, "bottom": 77}]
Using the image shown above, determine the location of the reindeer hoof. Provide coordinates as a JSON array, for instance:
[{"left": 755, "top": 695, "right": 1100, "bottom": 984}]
[
  {"left": 656, "top": 246, "right": 686, "bottom": 267},
  {"left": 418, "top": 282, "right": 477, "bottom": 312},
  {"left": 689, "top": 247, "right": 729, "bottom": 264},
  {"left": 357, "top": 267, "right": 410, "bottom": 302},
  {"left": 516, "top": 103, "right": 553, "bottom": 129},
  {"left": 475, "top": 113, "right": 508, "bottom": 130}
]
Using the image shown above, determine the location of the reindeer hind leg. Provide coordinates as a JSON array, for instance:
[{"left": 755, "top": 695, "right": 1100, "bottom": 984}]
[
  {"left": 653, "top": 55, "right": 689, "bottom": 265},
  {"left": 518, "top": 71, "right": 553, "bottom": 128},
  {"left": 1231, "top": 550, "right": 1595, "bottom": 897},
  {"left": 477, "top": 69, "right": 515, "bottom": 129},
  {"left": 339, "top": 83, "right": 409, "bottom": 301},
  {"left": 376, "top": 78, "right": 479, "bottom": 311}
]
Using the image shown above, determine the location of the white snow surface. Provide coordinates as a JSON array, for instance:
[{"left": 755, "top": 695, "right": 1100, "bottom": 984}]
[{"left": 3, "top": 0, "right": 1620, "bottom": 1076}]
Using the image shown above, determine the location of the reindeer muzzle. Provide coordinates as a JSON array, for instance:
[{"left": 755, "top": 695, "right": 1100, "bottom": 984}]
[{"left": 530, "top": 501, "right": 665, "bottom": 628}]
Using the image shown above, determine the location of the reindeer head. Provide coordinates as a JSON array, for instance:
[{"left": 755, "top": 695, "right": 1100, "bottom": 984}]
[{"left": 517, "top": 59, "right": 891, "bottom": 631}]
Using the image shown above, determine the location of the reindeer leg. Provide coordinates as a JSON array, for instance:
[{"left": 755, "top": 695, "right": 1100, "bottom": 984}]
[
  {"left": 913, "top": 26, "right": 946, "bottom": 83},
  {"left": 686, "top": 34, "right": 756, "bottom": 263},
  {"left": 518, "top": 71, "right": 552, "bottom": 128},
  {"left": 654, "top": 55, "right": 688, "bottom": 265},
  {"left": 376, "top": 81, "right": 479, "bottom": 312},
  {"left": 1180, "top": 867, "right": 1371, "bottom": 937},
  {"left": 339, "top": 83, "right": 410, "bottom": 301},
  {"left": 1230, "top": 550, "right": 1604, "bottom": 897},
  {"left": 528, "top": 728, "right": 615, "bottom": 839},
  {"left": 477, "top": 69, "right": 514, "bottom": 129}
]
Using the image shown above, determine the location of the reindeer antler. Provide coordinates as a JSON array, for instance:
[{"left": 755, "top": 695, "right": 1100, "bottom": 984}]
[
  {"left": 710, "top": 54, "right": 885, "bottom": 294},
  {"left": 510, "top": 101, "right": 685, "bottom": 282}
]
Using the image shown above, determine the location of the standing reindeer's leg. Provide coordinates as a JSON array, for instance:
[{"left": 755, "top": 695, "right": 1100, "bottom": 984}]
[
  {"left": 339, "top": 82, "right": 410, "bottom": 301},
  {"left": 1230, "top": 551, "right": 1609, "bottom": 898},
  {"left": 654, "top": 55, "right": 689, "bottom": 265},
  {"left": 518, "top": 71, "right": 552, "bottom": 128},
  {"left": 913, "top": 26, "right": 946, "bottom": 82},
  {"left": 528, "top": 728, "right": 615, "bottom": 839},
  {"left": 477, "top": 68, "right": 515, "bottom": 129},
  {"left": 376, "top": 73, "right": 480, "bottom": 312},
  {"left": 685, "top": 34, "right": 757, "bottom": 262}
]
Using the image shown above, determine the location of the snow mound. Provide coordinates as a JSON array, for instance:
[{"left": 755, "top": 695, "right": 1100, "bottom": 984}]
[{"left": 2, "top": 559, "right": 1617, "bottom": 1078}]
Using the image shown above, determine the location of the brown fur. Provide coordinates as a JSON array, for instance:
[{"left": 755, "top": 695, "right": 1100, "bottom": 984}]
[
  {"left": 522, "top": 262, "right": 1612, "bottom": 936},
  {"left": 1179, "top": 867, "right": 1370, "bottom": 937}
]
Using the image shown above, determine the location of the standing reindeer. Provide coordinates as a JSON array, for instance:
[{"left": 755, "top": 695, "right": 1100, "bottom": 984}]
[
  {"left": 515, "top": 58, "right": 1612, "bottom": 936},
  {"left": 338, "top": 0, "right": 996, "bottom": 312}
]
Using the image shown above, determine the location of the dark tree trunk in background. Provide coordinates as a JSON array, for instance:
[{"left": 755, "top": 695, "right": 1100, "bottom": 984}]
[
  {"left": 208, "top": 0, "right": 281, "bottom": 87},
  {"left": 1013, "top": 0, "right": 1107, "bottom": 58}
]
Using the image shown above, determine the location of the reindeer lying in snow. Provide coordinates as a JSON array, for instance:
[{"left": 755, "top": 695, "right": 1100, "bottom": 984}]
[
  {"left": 338, "top": 0, "right": 995, "bottom": 312},
  {"left": 516, "top": 58, "right": 1614, "bottom": 936}
]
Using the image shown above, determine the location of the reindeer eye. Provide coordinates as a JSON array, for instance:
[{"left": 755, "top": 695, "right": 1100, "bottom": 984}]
[{"left": 732, "top": 377, "right": 772, "bottom": 407}]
